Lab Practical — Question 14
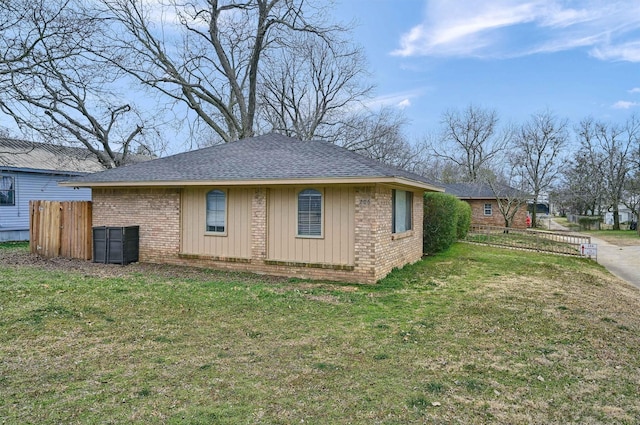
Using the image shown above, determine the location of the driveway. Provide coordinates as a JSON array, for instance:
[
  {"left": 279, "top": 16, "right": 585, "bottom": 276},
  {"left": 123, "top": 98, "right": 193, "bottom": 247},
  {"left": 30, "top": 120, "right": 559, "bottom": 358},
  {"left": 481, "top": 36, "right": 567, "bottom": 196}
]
[
  {"left": 589, "top": 237, "right": 640, "bottom": 289},
  {"left": 544, "top": 217, "right": 640, "bottom": 289}
]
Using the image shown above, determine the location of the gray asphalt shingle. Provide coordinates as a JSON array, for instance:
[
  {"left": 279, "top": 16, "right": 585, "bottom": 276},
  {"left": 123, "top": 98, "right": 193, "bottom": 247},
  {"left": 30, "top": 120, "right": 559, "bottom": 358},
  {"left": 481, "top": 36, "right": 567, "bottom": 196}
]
[
  {"left": 67, "top": 133, "right": 439, "bottom": 187},
  {"left": 442, "top": 182, "right": 528, "bottom": 199}
]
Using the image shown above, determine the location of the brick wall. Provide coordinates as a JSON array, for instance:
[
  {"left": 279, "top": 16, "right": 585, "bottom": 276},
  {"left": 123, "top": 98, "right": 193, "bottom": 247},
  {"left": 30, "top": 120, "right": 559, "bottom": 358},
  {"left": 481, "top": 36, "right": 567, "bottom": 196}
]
[
  {"left": 92, "top": 188, "right": 181, "bottom": 262},
  {"left": 467, "top": 199, "right": 528, "bottom": 229},
  {"left": 353, "top": 186, "right": 376, "bottom": 281},
  {"left": 251, "top": 188, "right": 267, "bottom": 259},
  {"left": 92, "top": 184, "right": 425, "bottom": 284},
  {"left": 373, "top": 187, "right": 424, "bottom": 281}
]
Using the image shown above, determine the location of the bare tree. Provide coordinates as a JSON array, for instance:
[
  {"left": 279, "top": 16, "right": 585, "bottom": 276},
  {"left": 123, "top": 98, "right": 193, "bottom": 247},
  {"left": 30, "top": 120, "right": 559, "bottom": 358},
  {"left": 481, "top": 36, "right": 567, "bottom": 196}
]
[
  {"left": 560, "top": 150, "right": 605, "bottom": 215},
  {"left": 492, "top": 184, "right": 529, "bottom": 228},
  {"left": 258, "top": 32, "right": 373, "bottom": 141},
  {"left": 431, "top": 104, "right": 512, "bottom": 182},
  {"left": 576, "top": 116, "right": 639, "bottom": 230},
  {"left": 336, "top": 108, "right": 429, "bottom": 170},
  {"left": 623, "top": 171, "right": 640, "bottom": 226},
  {"left": 511, "top": 110, "right": 569, "bottom": 227},
  {"left": 0, "top": 0, "right": 157, "bottom": 168},
  {"left": 101, "top": 0, "right": 339, "bottom": 143},
  {"left": 0, "top": 0, "right": 71, "bottom": 72}
]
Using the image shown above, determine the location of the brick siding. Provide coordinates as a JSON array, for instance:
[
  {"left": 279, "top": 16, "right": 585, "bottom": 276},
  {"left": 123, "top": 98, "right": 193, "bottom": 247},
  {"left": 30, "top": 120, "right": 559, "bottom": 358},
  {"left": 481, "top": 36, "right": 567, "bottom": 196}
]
[
  {"left": 93, "top": 184, "right": 425, "bottom": 284},
  {"left": 467, "top": 199, "right": 528, "bottom": 229},
  {"left": 373, "top": 186, "right": 424, "bottom": 281},
  {"left": 92, "top": 188, "right": 181, "bottom": 262}
]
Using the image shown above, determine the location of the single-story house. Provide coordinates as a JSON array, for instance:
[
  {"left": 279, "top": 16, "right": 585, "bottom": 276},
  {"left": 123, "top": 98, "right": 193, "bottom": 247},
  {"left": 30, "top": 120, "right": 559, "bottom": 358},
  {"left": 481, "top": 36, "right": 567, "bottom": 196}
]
[
  {"left": 442, "top": 182, "right": 529, "bottom": 229},
  {"left": 0, "top": 138, "right": 106, "bottom": 241},
  {"left": 604, "top": 205, "right": 637, "bottom": 226},
  {"left": 63, "top": 133, "right": 443, "bottom": 283}
]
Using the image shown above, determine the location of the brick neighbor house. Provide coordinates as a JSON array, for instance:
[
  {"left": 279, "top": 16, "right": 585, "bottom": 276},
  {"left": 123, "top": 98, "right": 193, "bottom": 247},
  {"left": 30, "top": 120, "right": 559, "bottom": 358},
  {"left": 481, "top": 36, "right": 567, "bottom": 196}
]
[
  {"left": 63, "top": 134, "right": 443, "bottom": 283},
  {"left": 442, "top": 182, "right": 529, "bottom": 229}
]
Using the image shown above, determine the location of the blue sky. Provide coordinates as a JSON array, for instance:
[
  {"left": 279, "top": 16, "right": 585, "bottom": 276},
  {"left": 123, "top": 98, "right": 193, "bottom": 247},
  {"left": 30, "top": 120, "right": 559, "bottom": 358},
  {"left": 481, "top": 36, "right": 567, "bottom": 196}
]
[{"left": 331, "top": 0, "right": 640, "bottom": 139}]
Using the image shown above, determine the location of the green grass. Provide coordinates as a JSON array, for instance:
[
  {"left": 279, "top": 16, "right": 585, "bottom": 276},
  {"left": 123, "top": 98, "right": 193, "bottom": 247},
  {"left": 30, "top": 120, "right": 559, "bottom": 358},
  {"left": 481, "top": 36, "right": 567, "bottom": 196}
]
[
  {"left": 465, "top": 227, "right": 584, "bottom": 255},
  {"left": 552, "top": 216, "right": 582, "bottom": 231},
  {"left": 1, "top": 242, "right": 640, "bottom": 424},
  {"left": 553, "top": 217, "right": 640, "bottom": 244},
  {"left": 0, "top": 241, "right": 28, "bottom": 250},
  {"left": 583, "top": 229, "right": 640, "bottom": 244}
]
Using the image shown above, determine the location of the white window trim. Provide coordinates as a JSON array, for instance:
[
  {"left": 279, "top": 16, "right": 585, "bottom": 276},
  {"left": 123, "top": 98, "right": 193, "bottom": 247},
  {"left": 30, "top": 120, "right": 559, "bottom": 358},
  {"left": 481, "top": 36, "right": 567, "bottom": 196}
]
[
  {"left": 0, "top": 175, "right": 15, "bottom": 207},
  {"left": 205, "top": 188, "right": 228, "bottom": 236},
  {"left": 296, "top": 188, "right": 324, "bottom": 239},
  {"left": 484, "top": 203, "right": 493, "bottom": 216}
]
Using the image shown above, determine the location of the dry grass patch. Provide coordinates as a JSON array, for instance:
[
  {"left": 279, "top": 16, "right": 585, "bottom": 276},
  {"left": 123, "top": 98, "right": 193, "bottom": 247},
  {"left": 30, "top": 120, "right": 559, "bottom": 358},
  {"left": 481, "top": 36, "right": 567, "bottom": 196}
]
[{"left": 1, "top": 243, "right": 639, "bottom": 424}]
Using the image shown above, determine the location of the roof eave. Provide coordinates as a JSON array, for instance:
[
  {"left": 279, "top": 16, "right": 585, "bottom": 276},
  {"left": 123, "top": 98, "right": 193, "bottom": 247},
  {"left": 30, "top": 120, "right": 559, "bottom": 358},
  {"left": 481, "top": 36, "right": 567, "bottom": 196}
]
[
  {"left": 60, "top": 176, "right": 444, "bottom": 191},
  {"left": 1, "top": 166, "right": 91, "bottom": 176}
]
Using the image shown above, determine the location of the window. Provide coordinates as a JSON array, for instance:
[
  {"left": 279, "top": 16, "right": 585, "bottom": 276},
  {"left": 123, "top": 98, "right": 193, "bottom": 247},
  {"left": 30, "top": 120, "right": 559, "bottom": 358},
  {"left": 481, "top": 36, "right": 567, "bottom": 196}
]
[
  {"left": 206, "top": 189, "right": 226, "bottom": 233},
  {"left": 484, "top": 203, "right": 493, "bottom": 216},
  {"left": 298, "top": 189, "right": 322, "bottom": 237},
  {"left": 0, "top": 176, "right": 15, "bottom": 206},
  {"left": 392, "top": 189, "right": 413, "bottom": 233}
]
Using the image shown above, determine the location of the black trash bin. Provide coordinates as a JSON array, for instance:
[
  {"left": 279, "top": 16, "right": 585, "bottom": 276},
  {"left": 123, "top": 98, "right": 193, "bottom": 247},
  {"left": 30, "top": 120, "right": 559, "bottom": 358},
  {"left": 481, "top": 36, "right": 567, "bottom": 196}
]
[{"left": 93, "top": 226, "right": 139, "bottom": 265}]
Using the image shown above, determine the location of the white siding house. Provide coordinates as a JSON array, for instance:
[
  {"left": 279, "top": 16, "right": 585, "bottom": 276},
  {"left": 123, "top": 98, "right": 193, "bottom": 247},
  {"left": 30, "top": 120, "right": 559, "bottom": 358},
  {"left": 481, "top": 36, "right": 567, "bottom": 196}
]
[{"left": 0, "top": 138, "right": 105, "bottom": 241}]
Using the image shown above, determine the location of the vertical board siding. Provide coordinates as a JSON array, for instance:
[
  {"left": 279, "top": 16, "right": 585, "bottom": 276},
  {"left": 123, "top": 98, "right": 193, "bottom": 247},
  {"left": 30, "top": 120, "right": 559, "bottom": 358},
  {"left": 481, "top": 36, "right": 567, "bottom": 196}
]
[
  {"left": 181, "top": 187, "right": 251, "bottom": 258},
  {"left": 0, "top": 172, "right": 91, "bottom": 235},
  {"left": 29, "top": 200, "right": 92, "bottom": 259},
  {"left": 267, "top": 186, "right": 355, "bottom": 265}
]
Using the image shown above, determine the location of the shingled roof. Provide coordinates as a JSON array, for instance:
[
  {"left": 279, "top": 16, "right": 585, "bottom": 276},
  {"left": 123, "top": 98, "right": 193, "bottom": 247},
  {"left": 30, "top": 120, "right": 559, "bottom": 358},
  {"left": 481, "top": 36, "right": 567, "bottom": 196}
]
[
  {"left": 64, "top": 133, "right": 443, "bottom": 190},
  {"left": 0, "top": 138, "right": 152, "bottom": 174},
  {"left": 442, "top": 182, "right": 528, "bottom": 199},
  {"left": 0, "top": 138, "right": 105, "bottom": 174}
]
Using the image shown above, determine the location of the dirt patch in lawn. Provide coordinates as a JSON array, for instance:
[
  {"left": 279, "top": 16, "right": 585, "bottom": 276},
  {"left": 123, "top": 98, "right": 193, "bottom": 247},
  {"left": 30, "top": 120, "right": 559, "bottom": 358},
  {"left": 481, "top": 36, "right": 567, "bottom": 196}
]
[{"left": 0, "top": 247, "right": 289, "bottom": 284}]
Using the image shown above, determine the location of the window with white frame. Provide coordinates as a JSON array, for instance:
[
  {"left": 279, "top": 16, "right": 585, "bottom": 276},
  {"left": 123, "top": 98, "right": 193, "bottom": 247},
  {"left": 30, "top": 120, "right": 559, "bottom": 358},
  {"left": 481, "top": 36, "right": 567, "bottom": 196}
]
[
  {"left": 297, "top": 189, "right": 322, "bottom": 237},
  {"left": 0, "top": 176, "right": 15, "bottom": 206},
  {"left": 392, "top": 189, "right": 413, "bottom": 233},
  {"left": 206, "top": 189, "right": 226, "bottom": 233},
  {"left": 484, "top": 203, "right": 492, "bottom": 216}
]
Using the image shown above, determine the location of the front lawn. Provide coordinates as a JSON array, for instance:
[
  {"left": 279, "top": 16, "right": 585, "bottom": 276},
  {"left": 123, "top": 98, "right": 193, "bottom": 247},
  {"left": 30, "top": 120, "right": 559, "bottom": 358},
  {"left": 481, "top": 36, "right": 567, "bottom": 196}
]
[
  {"left": 1, "top": 243, "right": 639, "bottom": 424},
  {"left": 582, "top": 229, "right": 640, "bottom": 246}
]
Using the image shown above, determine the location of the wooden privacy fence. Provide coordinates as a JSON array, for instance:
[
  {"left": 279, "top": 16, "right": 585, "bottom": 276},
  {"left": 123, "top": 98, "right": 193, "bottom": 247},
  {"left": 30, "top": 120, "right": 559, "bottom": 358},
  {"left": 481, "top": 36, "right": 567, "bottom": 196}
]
[
  {"left": 30, "top": 200, "right": 92, "bottom": 260},
  {"left": 465, "top": 224, "right": 591, "bottom": 256}
]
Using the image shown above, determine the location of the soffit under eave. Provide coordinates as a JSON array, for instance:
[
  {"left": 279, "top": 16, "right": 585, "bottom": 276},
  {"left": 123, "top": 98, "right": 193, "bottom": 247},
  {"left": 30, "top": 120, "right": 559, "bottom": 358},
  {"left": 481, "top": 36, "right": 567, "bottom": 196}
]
[{"left": 60, "top": 176, "right": 444, "bottom": 191}]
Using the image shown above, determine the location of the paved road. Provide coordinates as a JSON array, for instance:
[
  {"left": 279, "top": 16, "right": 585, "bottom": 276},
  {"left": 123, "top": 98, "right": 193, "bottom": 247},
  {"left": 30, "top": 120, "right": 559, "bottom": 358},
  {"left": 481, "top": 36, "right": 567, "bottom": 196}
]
[
  {"left": 589, "top": 237, "right": 640, "bottom": 289},
  {"left": 544, "top": 218, "right": 640, "bottom": 289}
]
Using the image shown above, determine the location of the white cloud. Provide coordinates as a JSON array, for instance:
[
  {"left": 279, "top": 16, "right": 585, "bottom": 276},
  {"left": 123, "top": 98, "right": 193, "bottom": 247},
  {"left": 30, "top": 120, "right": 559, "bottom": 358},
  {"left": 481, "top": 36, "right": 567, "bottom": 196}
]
[
  {"left": 392, "top": 1, "right": 640, "bottom": 62},
  {"left": 611, "top": 100, "right": 638, "bottom": 109},
  {"left": 590, "top": 41, "right": 640, "bottom": 62},
  {"left": 363, "top": 89, "right": 426, "bottom": 110},
  {"left": 397, "top": 99, "right": 411, "bottom": 109},
  {"left": 629, "top": 88, "right": 640, "bottom": 94},
  {"left": 392, "top": 1, "right": 540, "bottom": 57}
]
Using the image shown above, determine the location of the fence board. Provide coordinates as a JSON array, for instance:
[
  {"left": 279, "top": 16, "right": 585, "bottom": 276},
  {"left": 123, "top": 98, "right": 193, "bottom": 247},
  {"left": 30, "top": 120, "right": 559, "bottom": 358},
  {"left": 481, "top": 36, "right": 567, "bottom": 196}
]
[
  {"left": 465, "top": 224, "right": 591, "bottom": 256},
  {"left": 30, "top": 200, "right": 92, "bottom": 260}
]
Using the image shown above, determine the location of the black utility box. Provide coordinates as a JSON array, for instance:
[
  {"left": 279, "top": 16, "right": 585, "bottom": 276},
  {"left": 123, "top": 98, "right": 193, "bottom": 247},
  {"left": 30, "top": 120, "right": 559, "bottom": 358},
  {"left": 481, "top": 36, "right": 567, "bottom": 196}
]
[{"left": 93, "top": 226, "right": 139, "bottom": 265}]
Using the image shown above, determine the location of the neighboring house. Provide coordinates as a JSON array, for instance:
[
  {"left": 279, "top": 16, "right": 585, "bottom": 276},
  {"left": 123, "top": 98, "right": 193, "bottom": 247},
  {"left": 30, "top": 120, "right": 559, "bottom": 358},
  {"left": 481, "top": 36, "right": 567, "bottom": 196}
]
[
  {"left": 63, "top": 133, "right": 443, "bottom": 283},
  {"left": 443, "top": 182, "right": 529, "bottom": 229},
  {"left": 0, "top": 138, "right": 106, "bottom": 242},
  {"left": 604, "top": 205, "right": 636, "bottom": 226}
]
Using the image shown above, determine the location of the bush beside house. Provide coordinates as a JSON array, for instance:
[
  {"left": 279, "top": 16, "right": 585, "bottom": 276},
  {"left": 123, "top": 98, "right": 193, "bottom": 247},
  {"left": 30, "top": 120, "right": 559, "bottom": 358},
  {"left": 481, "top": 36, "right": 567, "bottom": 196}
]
[{"left": 423, "top": 193, "right": 471, "bottom": 254}]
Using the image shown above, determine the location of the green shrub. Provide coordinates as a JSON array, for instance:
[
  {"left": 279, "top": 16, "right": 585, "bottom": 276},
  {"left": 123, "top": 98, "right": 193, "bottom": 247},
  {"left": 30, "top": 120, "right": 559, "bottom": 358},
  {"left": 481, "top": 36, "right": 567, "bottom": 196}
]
[
  {"left": 577, "top": 216, "right": 601, "bottom": 230},
  {"left": 456, "top": 200, "right": 472, "bottom": 239},
  {"left": 423, "top": 193, "right": 461, "bottom": 254}
]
